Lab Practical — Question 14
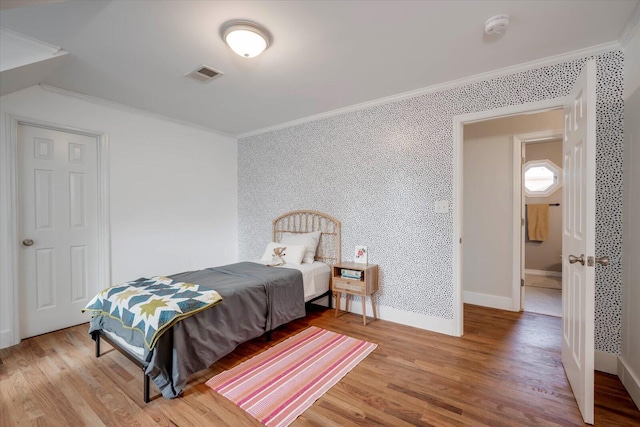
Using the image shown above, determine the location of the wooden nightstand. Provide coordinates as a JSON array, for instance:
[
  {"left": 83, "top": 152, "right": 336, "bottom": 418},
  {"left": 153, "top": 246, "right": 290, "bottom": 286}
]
[{"left": 332, "top": 262, "right": 378, "bottom": 326}]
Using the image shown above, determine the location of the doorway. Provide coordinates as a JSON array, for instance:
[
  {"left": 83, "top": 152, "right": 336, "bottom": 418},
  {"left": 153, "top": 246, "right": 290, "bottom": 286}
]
[
  {"left": 460, "top": 110, "right": 564, "bottom": 314},
  {"left": 454, "top": 60, "right": 599, "bottom": 424},
  {"left": 18, "top": 124, "right": 102, "bottom": 338},
  {"left": 521, "top": 137, "right": 564, "bottom": 317},
  {"left": 0, "top": 116, "right": 110, "bottom": 347}
]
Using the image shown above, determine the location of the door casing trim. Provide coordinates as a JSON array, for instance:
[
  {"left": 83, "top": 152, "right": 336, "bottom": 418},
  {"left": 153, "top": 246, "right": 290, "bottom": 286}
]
[
  {"left": 452, "top": 98, "right": 565, "bottom": 336},
  {"left": 0, "top": 114, "right": 111, "bottom": 347},
  {"left": 513, "top": 130, "right": 564, "bottom": 311}
]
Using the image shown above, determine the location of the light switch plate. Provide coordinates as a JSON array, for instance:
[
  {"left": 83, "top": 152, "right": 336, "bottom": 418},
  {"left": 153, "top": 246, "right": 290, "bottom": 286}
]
[{"left": 435, "top": 200, "right": 449, "bottom": 213}]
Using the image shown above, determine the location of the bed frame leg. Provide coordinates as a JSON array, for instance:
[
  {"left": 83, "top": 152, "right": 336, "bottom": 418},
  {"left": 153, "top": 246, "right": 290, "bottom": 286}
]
[
  {"left": 94, "top": 332, "right": 101, "bottom": 358},
  {"left": 144, "top": 373, "right": 150, "bottom": 403},
  {"left": 266, "top": 330, "right": 272, "bottom": 342}
]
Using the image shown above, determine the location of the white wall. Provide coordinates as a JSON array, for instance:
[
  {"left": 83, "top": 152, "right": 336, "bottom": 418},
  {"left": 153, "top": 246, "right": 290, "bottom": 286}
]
[
  {"left": 0, "top": 85, "right": 238, "bottom": 348},
  {"left": 620, "top": 23, "right": 640, "bottom": 409},
  {"left": 462, "top": 110, "right": 563, "bottom": 310}
]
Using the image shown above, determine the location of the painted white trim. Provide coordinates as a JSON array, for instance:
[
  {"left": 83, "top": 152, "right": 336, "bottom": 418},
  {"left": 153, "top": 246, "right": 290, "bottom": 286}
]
[
  {"left": 620, "top": 2, "right": 640, "bottom": 48},
  {"left": 514, "top": 130, "right": 564, "bottom": 145},
  {"left": 38, "top": 84, "right": 234, "bottom": 139},
  {"left": 0, "top": 115, "right": 19, "bottom": 348},
  {"left": 463, "top": 291, "right": 515, "bottom": 312},
  {"left": 0, "top": 28, "right": 67, "bottom": 72},
  {"left": 0, "top": 29, "right": 63, "bottom": 54},
  {"left": 452, "top": 118, "right": 463, "bottom": 337},
  {"left": 336, "top": 296, "right": 455, "bottom": 336},
  {"left": 0, "top": 331, "right": 14, "bottom": 349},
  {"left": 456, "top": 99, "right": 566, "bottom": 126},
  {"left": 0, "top": 115, "right": 111, "bottom": 349},
  {"left": 517, "top": 132, "right": 565, "bottom": 146},
  {"left": 525, "top": 269, "right": 563, "bottom": 278},
  {"left": 238, "top": 42, "right": 620, "bottom": 139},
  {"left": 512, "top": 136, "right": 523, "bottom": 311},
  {"left": 618, "top": 356, "right": 640, "bottom": 410},
  {"left": 96, "top": 131, "right": 111, "bottom": 294},
  {"left": 453, "top": 98, "right": 566, "bottom": 335},
  {"left": 594, "top": 350, "right": 618, "bottom": 375},
  {"left": 521, "top": 141, "right": 526, "bottom": 311},
  {"left": 37, "top": 41, "right": 622, "bottom": 141},
  {"left": 514, "top": 129, "right": 564, "bottom": 311}
]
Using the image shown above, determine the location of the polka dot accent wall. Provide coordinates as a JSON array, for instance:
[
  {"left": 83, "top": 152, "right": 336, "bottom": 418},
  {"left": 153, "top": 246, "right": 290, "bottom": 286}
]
[{"left": 239, "top": 50, "right": 624, "bottom": 354}]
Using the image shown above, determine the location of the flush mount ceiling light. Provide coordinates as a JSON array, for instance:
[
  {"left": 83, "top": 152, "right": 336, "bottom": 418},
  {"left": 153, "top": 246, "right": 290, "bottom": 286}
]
[{"left": 221, "top": 20, "right": 272, "bottom": 58}]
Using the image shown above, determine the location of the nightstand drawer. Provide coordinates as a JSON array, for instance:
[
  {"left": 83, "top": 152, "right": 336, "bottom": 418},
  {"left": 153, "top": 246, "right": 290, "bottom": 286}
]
[{"left": 333, "top": 278, "right": 364, "bottom": 293}]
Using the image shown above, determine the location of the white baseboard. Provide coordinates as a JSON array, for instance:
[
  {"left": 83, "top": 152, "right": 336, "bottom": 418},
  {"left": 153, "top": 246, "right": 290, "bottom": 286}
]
[
  {"left": 336, "top": 296, "right": 455, "bottom": 336},
  {"left": 594, "top": 350, "right": 618, "bottom": 374},
  {"left": 463, "top": 291, "right": 516, "bottom": 311},
  {"left": 0, "top": 329, "right": 19, "bottom": 350},
  {"left": 618, "top": 356, "right": 640, "bottom": 410},
  {"left": 524, "top": 269, "right": 562, "bottom": 278}
]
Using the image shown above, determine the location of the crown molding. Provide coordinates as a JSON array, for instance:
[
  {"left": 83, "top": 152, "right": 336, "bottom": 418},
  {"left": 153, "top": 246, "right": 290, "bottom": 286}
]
[
  {"left": 38, "top": 84, "right": 235, "bottom": 139},
  {"left": 0, "top": 28, "right": 67, "bottom": 73},
  {"left": 238, "top": 41, "right": 621, "bottom": 139},
  {"left": 35, "top": 37, "right": 623, "bottom": 141},
  {"left": 0, "top": 28, "right": 64, "bottom": 56},
  {"left": 619, "top": 1, "right": 640, "bottom": 47}
]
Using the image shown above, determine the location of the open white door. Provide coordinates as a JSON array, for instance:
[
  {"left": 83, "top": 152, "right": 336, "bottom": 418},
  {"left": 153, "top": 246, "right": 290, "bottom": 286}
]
[
  {"left": 562, "top": 59, "right": 597, "bottom": 424},
  {"left": 520, "top": 142, "right": 526, "bottom": 310}
]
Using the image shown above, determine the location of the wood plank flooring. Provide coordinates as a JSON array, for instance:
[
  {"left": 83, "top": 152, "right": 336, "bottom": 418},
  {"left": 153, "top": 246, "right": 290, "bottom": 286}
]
[{"left": 1, "top": 304, "right": 639, "bottom": 426}]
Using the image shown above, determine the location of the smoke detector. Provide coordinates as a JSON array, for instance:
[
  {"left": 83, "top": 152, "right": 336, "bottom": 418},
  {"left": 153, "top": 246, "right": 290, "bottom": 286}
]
[
  {"left": 485, "top": 14, "right": 510, "bottom": 35},
  {"left": 186, "top": 64, "right": 224, "bottom": 82}
]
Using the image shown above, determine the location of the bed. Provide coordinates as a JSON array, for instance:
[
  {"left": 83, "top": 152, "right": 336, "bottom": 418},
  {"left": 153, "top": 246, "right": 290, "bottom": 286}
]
[{"left": 87, "top": 210, "right": 341, "bottom": 402}]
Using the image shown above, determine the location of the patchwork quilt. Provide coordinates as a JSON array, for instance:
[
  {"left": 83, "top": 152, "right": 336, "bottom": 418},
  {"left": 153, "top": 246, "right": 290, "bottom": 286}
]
[{"left": 83, "top": 276, "right": 222, "bottom": 350}]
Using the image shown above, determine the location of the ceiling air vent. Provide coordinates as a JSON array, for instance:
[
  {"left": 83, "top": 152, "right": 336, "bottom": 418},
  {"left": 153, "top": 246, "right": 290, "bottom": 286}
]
[{"left": 186, "top": 64, "right": 224, "bottom": 82}]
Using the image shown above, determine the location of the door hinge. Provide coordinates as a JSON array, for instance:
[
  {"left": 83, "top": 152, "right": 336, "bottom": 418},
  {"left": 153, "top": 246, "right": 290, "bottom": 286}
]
[
  {"left": 521, "top": 218, "right": 525, "bottom": 226},
  {"left": 521, "top": 278, "right": 525, "bottom": 287},
  {"left": 459, "top": 238, "right": 462, "bottom": 244}
]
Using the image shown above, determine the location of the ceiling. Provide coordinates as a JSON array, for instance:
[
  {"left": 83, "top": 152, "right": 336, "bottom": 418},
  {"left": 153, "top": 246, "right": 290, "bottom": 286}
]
[{"left": 0, "top": 0, "right": 637, "bottom": 136}]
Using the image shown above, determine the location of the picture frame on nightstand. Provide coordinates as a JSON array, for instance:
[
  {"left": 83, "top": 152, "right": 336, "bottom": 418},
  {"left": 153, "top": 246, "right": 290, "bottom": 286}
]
[{"left": 354, "top": 245, "right": 368, "bottom": 264}]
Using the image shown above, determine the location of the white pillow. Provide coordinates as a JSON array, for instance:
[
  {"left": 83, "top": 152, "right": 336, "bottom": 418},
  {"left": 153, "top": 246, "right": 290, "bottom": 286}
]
[
  {"left": 280, "top": 231, "right": 321, "bottom": 263},
  {"left": 260, "top": 242, "right": 306, "bottom": 265}
]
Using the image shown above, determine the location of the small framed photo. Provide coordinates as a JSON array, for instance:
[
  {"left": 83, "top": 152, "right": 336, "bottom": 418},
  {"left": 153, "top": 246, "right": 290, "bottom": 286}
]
[{"left": 354, "top": 245, "right": 368, "bottom": 264}]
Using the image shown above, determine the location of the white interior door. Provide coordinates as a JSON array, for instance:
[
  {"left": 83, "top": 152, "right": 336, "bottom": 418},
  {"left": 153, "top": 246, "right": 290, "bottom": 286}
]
[
  {"left": 520, "top": 142, "right": 526, "bottom": 310},
  {"left": 18, "top": 124, "right": 100, "bottom": 338},
  {"left": 562, "top": 59, "right": 596, "bottom": 425}
]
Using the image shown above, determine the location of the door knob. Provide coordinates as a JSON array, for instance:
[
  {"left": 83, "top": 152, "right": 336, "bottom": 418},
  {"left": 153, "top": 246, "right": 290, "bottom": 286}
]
[
  {"left": 595, "top": 256, "right": 609, "bottom": 266},
  {"left": 22, "top": 239, "right": 34, "bottom": 247},
  {"left": 568, "top": 254, "right": 585, "bottom": 265}
]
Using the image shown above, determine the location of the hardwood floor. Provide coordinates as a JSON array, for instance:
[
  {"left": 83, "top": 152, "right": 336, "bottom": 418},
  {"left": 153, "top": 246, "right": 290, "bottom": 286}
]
[{"left": 1, "top": 304, "right": 639, "bottom": 426}]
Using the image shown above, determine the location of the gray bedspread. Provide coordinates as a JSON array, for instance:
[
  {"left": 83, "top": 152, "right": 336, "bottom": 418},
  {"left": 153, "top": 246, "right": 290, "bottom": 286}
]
[{"left": 88, "top": 262, "right": 305, "bottom": 398}]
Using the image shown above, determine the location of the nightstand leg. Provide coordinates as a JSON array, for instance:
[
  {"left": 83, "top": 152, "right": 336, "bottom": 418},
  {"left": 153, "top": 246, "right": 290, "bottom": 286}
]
[
  {"left": 334, "top": 292, "right": 340, "bottom": 318},
  {"left": 345, "top": 294, "right": 351, "bottom": 313},
  {"left": 362, "top": 297, "right": 367, "bottom": 326},
  {"left": 371, "top": 293, "right": 377, "bottom": 320}
]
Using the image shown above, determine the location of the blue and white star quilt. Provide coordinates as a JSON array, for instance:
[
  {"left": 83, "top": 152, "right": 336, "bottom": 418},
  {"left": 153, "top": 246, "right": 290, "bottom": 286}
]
[{"left": 83, "top": 276, "right": 222, "bottom": 350}]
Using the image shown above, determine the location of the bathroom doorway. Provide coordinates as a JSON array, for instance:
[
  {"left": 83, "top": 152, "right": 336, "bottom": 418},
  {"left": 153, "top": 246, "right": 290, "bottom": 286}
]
[{"left": 521, "top": 137, "right": 563, "bottom": 317}]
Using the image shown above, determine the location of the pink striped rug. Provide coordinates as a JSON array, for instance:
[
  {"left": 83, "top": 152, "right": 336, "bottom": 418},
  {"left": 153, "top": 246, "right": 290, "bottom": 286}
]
[{"left": 206, "top": 326, "right": 377, "bottom": 427}]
